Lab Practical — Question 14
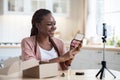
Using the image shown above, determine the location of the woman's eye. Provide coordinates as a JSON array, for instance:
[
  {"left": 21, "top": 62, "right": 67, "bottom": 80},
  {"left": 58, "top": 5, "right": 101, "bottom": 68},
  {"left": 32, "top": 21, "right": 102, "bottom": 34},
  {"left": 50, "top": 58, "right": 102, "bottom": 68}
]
[
  {"left": 47, "top": 23, "right": 56, "bottom": 26},
  {"left": 47, "top": 23, "right": 52, "bottom": 26}
]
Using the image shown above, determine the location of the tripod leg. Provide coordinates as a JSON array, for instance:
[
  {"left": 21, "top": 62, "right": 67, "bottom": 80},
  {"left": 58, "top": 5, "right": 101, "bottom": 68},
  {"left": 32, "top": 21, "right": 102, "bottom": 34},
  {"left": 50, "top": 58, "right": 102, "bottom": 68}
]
[
  {"left": 96, "top": 68, "right": 102, "bottom": 77},
  {"left": 100, "top": 67, "right": 104, "bottom": 79},
  {"left": 105, "top": 67, "right": 116, "bottom": 78}
]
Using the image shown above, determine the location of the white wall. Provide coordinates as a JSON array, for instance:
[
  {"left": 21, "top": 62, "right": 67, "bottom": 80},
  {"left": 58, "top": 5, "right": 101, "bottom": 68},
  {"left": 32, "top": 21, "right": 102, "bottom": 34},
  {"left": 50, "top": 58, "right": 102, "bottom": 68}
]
[
  {"left": 0, "top": 15, "right": 32, "bottom": 42},
  {"left": 0, "top": 0, "right": 85, "bottom": 42}
]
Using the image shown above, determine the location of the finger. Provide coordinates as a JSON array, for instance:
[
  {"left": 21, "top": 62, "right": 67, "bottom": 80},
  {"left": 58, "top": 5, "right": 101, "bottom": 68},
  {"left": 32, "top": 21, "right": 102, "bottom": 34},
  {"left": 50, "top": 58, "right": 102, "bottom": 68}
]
[
  {"left": 70, "top": 54, "right": 74, "bottom": 58},
  {"left": 70, "top": 48, "right": 76, "bottom": 52},
  {"left": 69, "top": 49, "right": 77, "bottom": 57},
  {"left": 76, "top": 42, "right": 82, "bottom": 51}
]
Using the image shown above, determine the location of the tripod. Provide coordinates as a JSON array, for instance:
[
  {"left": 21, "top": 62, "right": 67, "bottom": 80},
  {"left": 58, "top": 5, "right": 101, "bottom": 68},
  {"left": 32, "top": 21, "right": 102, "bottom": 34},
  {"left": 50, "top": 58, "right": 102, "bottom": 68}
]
[{"left": 96, "top": 23, "right": 116, "bottom": 79}]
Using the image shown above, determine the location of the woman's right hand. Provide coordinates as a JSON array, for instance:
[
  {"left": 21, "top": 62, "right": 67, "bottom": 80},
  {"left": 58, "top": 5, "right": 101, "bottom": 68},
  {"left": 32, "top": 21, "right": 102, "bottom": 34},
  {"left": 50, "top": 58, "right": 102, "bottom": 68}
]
[
  {"left": 49, "top": 44, "right": 82, "bottom": 63},
  {"left": 59, "top": 40, "right": 82, "bottom": 62},
  {"left": 59, "top": 50, "right": 75, "bottom": 62}
]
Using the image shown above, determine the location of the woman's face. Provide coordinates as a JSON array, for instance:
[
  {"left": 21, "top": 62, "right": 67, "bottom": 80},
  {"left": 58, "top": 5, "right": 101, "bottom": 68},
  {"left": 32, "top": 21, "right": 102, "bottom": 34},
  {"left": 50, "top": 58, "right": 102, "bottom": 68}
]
[{"left": 37, "top": 13, "right": 56, "bottom": 37}]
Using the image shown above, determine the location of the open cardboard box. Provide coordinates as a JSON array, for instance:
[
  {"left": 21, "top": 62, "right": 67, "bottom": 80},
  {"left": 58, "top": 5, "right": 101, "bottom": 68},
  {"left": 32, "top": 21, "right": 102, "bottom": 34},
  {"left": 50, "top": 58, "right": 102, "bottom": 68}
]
[
  {"left": 0, "top": 57, "right": 59, "bottom": 79},
  {"left": 22, "top": 62, "right": 58, "bottom": 79}
]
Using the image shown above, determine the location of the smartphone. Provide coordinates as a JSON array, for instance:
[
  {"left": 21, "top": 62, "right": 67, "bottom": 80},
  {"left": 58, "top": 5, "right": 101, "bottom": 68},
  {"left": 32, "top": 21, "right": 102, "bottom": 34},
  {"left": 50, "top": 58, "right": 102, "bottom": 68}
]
[{"left": 70, "top": 33, "right": 84, "bottom": 48}]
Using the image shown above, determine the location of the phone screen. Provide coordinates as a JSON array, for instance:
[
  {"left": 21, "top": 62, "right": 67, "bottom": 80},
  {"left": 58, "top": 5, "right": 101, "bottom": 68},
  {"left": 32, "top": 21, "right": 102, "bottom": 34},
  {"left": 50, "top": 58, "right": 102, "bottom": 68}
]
[{"left": 70, "top": 33, "right": 84, "bottom": 48}]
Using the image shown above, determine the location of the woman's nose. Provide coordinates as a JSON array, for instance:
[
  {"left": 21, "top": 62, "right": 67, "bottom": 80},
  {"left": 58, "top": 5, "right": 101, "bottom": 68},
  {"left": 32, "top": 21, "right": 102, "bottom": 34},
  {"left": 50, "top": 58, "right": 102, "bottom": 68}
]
[{"left": 51, "top": 25, "right": 56, "bottom": 31}]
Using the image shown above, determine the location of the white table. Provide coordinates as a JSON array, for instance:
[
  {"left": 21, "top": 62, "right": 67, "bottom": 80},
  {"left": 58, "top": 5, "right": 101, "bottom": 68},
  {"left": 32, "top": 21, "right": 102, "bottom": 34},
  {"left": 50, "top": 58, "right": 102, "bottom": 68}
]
[{"left": 0, "top": 69, "right": 120, "bottom": 80}]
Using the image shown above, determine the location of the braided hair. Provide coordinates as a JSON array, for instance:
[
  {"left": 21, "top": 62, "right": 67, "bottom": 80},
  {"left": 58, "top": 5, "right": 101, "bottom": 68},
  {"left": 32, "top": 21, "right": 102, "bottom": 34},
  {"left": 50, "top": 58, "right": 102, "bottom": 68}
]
[{"left": 30, "top": 9, "right": 51, "bottom": 54}]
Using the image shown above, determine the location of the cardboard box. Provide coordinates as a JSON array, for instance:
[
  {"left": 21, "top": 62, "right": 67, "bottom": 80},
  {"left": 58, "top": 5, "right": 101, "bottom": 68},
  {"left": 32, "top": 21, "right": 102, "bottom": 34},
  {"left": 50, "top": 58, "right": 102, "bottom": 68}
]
[{"left": 22, "top": 63, "right": 59, "bottom": 79}]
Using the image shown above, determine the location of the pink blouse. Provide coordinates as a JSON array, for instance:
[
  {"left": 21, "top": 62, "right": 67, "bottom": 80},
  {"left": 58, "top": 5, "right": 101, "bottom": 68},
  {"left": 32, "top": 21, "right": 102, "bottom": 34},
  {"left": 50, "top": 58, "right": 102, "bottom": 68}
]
[{"left": 21, "top": 36, "right": 71, "bottom": 70}]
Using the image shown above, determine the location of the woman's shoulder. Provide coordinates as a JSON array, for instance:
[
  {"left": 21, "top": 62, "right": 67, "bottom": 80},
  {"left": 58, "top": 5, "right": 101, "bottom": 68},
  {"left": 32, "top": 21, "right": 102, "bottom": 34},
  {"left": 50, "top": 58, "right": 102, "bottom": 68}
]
[{"left": 21, "top": 36, "right": 35, "bottom": 43}]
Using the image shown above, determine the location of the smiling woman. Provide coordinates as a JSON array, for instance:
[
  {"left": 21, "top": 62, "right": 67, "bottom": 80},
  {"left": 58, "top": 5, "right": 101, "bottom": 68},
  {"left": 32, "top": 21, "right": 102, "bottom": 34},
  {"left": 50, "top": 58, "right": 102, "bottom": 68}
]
[{"left": 21, "top": 9, "right": 83, "bottom": 71}]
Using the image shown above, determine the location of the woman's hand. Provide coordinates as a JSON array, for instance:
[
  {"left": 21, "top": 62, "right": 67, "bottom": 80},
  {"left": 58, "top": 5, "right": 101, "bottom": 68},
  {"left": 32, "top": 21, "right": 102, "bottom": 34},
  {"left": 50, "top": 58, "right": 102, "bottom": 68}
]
[
  {"left": 48, "top": 41, "right": 82, "bottom": 63},
  {"left": 70, "top": 39, "right": 83, "bottom": 56},
  {"left": 70, "top": 39, "right": 82, "bottom": 50},
  {"left": 59, "top": 41, "right": 82, "bottom": 62},
  {"left": 59, "top": 51, "right": 74, "bottom": 62},
  {"left": 70, "top": 40, "right": 82, "bottom": 55}
]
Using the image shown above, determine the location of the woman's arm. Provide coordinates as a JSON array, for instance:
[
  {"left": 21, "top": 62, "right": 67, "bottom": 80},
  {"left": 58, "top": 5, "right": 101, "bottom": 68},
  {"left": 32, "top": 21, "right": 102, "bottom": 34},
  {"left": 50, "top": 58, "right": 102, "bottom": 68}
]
[{"left": 21, "top": 38, "right": 36, "bottom": 61}]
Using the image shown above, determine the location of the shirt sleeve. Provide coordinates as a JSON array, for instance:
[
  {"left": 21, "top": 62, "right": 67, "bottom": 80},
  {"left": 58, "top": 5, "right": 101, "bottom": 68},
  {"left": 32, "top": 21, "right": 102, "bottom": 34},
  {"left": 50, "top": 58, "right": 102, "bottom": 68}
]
[{"left": 21, "top": 38, "right": 36, "bottom": 61}]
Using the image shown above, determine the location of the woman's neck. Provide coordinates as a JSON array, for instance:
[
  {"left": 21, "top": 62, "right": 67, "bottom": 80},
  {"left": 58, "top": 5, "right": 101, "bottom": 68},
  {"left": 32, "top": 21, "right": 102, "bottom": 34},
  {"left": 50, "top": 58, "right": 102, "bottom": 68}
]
[
  {"left": 36, "top": 34, "right": 52, "bottom": 50},
  {"left": 36, "top": 34, "right": 49, "bottom": 42}
]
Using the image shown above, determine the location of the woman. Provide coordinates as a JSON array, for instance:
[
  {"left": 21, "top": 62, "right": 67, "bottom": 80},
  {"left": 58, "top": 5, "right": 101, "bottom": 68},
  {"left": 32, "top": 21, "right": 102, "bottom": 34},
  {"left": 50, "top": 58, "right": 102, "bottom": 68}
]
[{"left": 21, "top": 9, "right": 82, "bottom": 70}]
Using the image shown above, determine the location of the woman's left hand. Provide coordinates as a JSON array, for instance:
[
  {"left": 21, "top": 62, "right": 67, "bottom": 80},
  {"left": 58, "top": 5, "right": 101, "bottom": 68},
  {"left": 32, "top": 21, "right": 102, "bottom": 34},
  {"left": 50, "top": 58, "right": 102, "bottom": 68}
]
[{"left": 70, "top": 40, "right": 83, "bottom": 57}]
